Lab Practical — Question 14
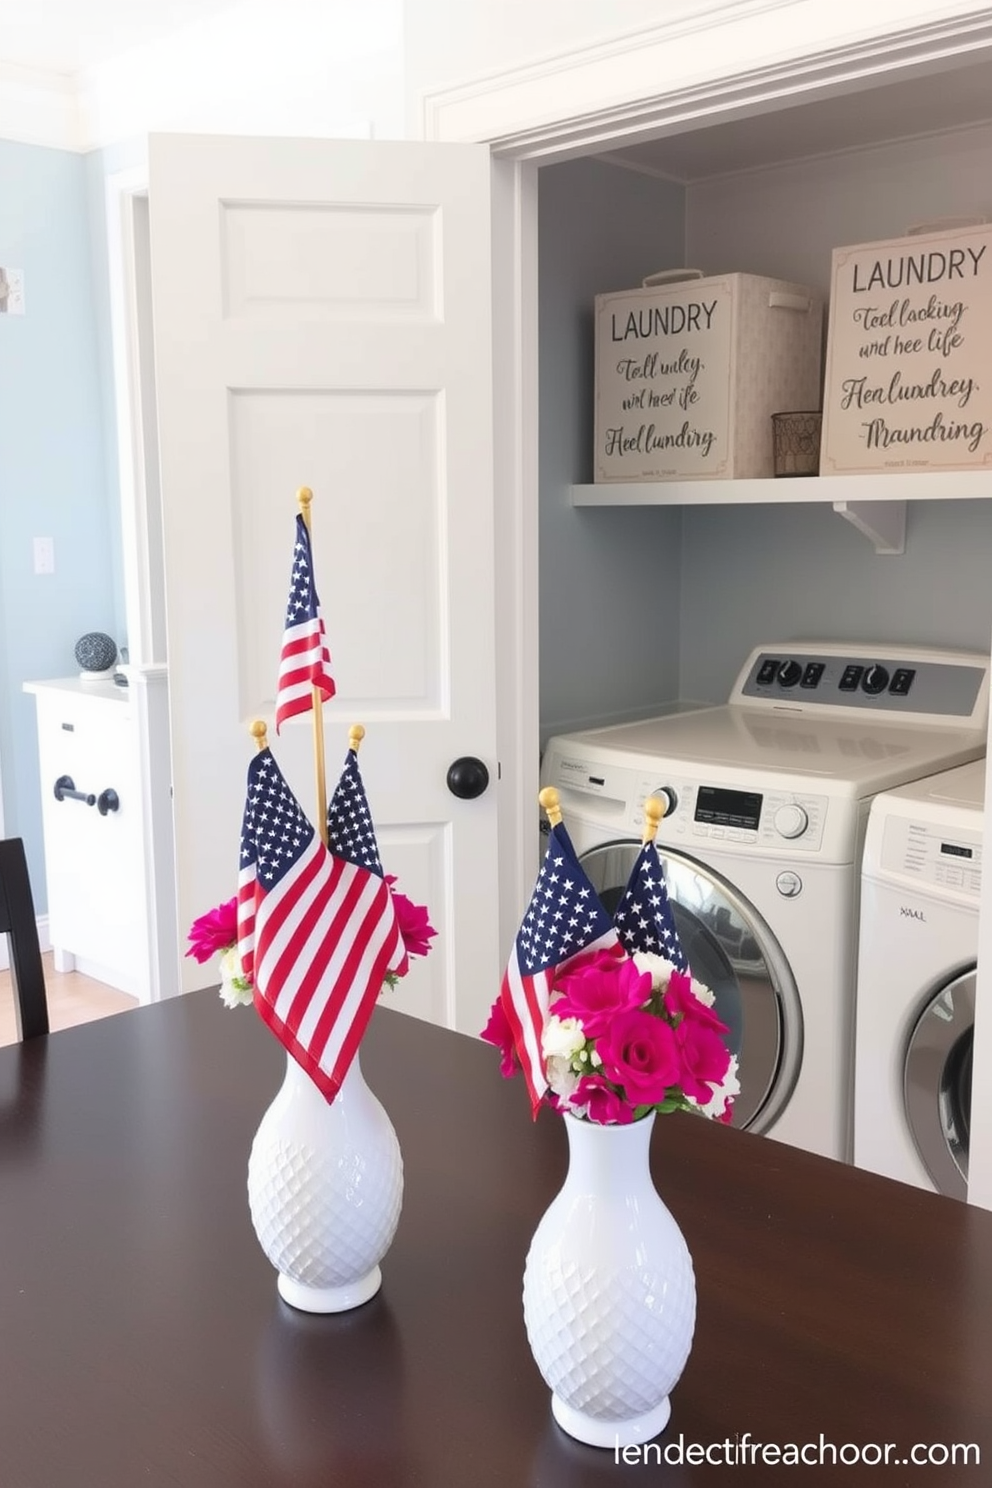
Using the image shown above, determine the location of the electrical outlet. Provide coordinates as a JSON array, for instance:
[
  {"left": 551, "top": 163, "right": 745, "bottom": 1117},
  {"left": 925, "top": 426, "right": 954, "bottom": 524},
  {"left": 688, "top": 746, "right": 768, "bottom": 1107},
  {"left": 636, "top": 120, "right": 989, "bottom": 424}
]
[{"left": 33, "top": 536, "right": 55, "bottom": 575}]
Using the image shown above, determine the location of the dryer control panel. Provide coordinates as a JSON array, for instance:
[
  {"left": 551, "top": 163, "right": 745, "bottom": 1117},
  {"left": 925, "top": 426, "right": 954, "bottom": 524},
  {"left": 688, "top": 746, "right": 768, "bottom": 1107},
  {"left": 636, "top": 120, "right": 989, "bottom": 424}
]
[
  {"left": 877, "top": 816, "right": 983, "bottom": 898},
  {"left": 732, "top": 641, "right": 989, "bottom": 730}
]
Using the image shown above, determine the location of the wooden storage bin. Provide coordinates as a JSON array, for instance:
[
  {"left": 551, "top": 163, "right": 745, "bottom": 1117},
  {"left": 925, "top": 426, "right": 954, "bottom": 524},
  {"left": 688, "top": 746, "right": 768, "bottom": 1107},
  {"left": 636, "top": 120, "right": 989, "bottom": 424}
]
[
  {"left": 594, "top": 269, "right": 823, "bottom": 482},
  {"left": 820, "top": 221, "right": 992, "bottom": 475}
]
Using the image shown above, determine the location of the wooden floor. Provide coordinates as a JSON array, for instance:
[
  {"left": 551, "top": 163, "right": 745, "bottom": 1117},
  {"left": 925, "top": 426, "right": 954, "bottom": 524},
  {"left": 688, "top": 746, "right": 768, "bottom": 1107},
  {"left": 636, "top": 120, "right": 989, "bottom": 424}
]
[{"left": 0, "top": 953, "right": 139, "bottom": 1047}]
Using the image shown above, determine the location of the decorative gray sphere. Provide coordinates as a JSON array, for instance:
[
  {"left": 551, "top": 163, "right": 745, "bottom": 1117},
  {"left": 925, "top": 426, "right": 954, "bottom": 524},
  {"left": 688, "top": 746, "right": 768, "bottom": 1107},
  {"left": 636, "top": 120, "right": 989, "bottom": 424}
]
[{"left": 74, "top": 632, "right": 118, "bottom": 673}]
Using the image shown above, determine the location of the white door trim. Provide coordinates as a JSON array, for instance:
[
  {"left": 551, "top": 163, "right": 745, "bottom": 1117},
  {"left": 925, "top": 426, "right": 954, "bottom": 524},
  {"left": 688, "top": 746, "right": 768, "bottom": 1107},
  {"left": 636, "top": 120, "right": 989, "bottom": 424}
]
[
  {"left": 105, "top": 161, "right": 158, "bottom": 665},
  {"left": 490, "top": 154, "right": 541, "bottom": 955},
  {"left": 422, "top": 4, "right": 992, "bottom": 157}
]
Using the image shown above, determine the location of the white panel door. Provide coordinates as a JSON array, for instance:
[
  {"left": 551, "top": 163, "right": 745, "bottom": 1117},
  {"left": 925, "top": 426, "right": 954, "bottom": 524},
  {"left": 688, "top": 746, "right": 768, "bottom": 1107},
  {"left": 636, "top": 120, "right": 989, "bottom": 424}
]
[{"left": 147, "top": 134, "right": 498, "bottom": 1035}]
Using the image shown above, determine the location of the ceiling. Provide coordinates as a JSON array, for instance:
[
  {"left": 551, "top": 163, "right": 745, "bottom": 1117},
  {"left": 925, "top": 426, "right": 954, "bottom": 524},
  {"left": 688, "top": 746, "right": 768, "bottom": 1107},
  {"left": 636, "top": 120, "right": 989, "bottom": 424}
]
[
  {"left": 4, "top": 4, "right": 992, "bottom": 175},
  {"left": 601, "top": 54, "right": 992, "bottom": 183},
  {"left": 0, "top": 0, "right": 243, "bottom": 74}
]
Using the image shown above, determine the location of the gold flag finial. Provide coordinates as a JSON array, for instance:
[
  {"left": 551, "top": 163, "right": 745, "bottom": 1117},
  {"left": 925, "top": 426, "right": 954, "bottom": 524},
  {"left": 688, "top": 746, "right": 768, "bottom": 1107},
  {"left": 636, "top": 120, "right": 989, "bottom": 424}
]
[
  {"left": 250, "top": 719, "right": 268, "bottom": 752},
  {"left": 539, "top": 786, "right": 563, "bottom": 828},
  {"left": 297, "top": 486, "right": 313, "bottom": 522},
  {"left": 349, "top": 724, "right": 366, "bottom": 753},
  {"left": 642, "top": 794, "right": 665, "bottom": 845}
]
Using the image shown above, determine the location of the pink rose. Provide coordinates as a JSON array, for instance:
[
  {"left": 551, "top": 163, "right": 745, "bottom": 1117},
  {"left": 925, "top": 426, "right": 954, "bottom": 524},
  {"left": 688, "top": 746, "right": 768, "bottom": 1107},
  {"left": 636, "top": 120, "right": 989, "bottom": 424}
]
[
  {"left": 186, "top": 897, "right": 238, "bottom": 963},
  {"left": 673, "top": 1018, "right": 732, "bottom": 1103},
  {"left": 664, "top": 969, "right": 729, "bottom": 1033},
  {"left": 569, "top": 1074, "right": 634, "bottom": 1125},
  {"left": 386, "top": 876, "right": 437, "bottom": 959},
  {"left": 480, "top": 996, "right": 519, "bottom": 1080},
  {"left": 597, "top": 1008, "right": 681, "bottom": 1106},
  {"left": 552, "top": 956, "right": 651, "bottom": 1039}
]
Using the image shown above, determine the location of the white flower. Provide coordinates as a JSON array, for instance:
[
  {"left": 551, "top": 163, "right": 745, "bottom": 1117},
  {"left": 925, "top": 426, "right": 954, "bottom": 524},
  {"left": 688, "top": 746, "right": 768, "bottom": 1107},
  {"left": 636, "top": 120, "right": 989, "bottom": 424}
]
[
  {"left": 688, "top": 1054, "right": 741, "bottom": 1120},
  {"left": 632, "top": 952, "right": 677, "bottom": 991},
  {"left": 545, "top": 1054, "right": 581, "bottom": 1102},
  {"left": 542, "top": 1014, "right": 586, "bottom": 1060},
  {"left": 690, "top": 977, "right": 716, "bottom": 1008},
  {"left": 218, "top": 944, "right": 253, "bottom": 1008}
]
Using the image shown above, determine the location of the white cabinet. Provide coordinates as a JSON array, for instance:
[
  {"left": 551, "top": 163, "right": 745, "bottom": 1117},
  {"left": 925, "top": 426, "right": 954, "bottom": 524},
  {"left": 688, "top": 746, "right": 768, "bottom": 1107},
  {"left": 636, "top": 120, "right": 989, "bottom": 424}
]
[{"left": 24, "top": 669, "right": 178, "bottom": 1003}]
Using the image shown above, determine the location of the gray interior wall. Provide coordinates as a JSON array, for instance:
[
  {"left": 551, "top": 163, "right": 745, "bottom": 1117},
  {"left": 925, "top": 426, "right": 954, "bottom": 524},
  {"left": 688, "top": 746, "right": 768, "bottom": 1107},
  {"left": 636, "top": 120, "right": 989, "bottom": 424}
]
[
  {"left": 538, "top": 157, "right": 687, "bottom": 742},
  {"left": 677, "top": 120, "right": 992, "bottom": 700},
  {"left": 680, "top": 501, "right": 992, "bottom": 701}
]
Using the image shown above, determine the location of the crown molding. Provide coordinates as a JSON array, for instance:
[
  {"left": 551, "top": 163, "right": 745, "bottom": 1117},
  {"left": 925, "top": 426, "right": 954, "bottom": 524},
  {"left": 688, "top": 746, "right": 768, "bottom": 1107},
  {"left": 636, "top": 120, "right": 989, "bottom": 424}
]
[
  {"left": 0, "top": 61, "right": 82, "bottom": 151},
  {"left": 421, "top": 2, "right": 992, "bottom": 155}
]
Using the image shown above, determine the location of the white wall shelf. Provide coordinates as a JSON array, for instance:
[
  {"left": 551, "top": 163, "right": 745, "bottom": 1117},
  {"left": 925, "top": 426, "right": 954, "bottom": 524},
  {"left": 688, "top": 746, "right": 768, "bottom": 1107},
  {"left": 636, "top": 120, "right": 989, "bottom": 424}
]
[
  {"left": 571, "top": 470, "right": 992, "bottom": 506},
  {"left": 571, "top": 471, "right": 992, "bottom": 554}
]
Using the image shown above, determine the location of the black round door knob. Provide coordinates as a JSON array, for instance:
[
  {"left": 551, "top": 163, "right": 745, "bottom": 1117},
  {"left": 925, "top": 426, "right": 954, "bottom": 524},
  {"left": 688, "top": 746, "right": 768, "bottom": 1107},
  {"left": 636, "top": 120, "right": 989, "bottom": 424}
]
[{"left": 446, "top": 757, "right": 490, "bottom": 799}]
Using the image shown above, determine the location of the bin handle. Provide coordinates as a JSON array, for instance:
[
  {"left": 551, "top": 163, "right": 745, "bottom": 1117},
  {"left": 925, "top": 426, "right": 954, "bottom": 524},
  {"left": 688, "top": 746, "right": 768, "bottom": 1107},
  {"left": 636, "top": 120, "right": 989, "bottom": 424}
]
[
  {"left": 769, "top": 291, "right": 812, "bottom": 312},
  {"left": 641, "top": 267, "right": 705, "bottom": 287}
]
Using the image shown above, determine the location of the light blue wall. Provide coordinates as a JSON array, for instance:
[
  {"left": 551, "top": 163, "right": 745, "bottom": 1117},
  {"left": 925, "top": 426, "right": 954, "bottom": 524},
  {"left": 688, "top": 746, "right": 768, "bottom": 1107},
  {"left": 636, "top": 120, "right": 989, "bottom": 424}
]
[
  {"left": 0, "top": 138, "right": 118, "bottom": 906},
  {"left": 539, "top": 156, "right": 686, "bottom": 742}
]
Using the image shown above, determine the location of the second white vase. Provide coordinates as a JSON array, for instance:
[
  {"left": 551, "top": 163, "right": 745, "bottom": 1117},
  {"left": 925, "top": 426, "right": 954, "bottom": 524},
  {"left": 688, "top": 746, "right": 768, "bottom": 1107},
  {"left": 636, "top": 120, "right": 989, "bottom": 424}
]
[{"left": 523, "top": 1112, "right": 696, "bottom": 1448}]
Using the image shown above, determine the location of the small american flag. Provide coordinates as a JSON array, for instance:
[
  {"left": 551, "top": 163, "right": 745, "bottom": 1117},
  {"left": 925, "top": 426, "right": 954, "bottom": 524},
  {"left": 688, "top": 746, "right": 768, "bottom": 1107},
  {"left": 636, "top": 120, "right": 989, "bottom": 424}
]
[
  {"left": 327, "top": 747, "right": 384, "bottom": 876},
  {"left": 613, "top": 841, "right": 688, "bottom": 971},
  {"left": 274, "top": 514, "right": 336, "bottom": 732},
  {"left": 501, "top": 821, "right": 619, "bottom": 1115},
  {"left": 237, "top": 747, "right": 406, "bottom": 1101}
]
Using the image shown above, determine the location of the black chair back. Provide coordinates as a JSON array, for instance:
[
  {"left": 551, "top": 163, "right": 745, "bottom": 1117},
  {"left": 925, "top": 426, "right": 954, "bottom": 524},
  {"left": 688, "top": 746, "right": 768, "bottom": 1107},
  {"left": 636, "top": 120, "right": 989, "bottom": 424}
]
[{"left": 0, "top": 839, "right": 49, "bottom": 1039}]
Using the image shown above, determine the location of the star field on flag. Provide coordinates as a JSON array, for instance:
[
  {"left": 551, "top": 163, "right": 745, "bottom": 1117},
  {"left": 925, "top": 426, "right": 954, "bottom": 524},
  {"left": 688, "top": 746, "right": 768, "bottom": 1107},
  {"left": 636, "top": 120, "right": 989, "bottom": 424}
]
[
  {"left": 613, "top": 841, "right": 688, "bottom": 971},
  {"left": 327, "top": 748, "right": 384, "bottom": 876}
]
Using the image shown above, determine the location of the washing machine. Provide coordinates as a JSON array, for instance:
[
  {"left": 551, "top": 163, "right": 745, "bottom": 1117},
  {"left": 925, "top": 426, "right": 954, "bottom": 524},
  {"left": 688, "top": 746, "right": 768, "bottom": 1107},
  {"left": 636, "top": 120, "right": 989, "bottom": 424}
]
[
  {"left": 539, "top": 641, "right": 989, "bottom": 1163},
  {"left": 853, "top": 759, "right": 985, "bottom": 1199}
]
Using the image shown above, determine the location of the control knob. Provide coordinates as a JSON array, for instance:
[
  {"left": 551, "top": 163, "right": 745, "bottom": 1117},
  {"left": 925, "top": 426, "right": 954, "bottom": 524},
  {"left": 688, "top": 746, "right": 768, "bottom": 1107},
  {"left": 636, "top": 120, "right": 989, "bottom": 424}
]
[
  {"left": 862, "top": 664, "right": 890, "bottom": 695},
  {"left": 649, "top": 787, "right": 678, "bottom": 819},
  {"left": 777, "top": 659, "right": 803, "bottom": 688},
  {"left": 773, "top": 802, "right": 809, "bottom": 840}
]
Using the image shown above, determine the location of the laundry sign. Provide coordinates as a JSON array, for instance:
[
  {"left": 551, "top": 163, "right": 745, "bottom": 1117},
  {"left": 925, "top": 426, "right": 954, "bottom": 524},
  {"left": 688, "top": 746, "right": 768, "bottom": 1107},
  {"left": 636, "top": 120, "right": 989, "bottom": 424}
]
[
  {"left": 820, "top": 222, "right": 992, "bottom": 474},
  {"left": 594, "top": 270, "right": 822, "bottom": 481}
]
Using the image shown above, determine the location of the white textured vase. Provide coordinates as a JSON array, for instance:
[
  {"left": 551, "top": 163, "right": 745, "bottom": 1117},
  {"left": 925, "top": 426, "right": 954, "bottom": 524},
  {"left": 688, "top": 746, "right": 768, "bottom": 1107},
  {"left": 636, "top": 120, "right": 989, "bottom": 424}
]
[
  {"left": 247, "top": 1050, "right": 403, "bottom": 1313},
  {"left": 522, "top": 1112, "right": 696, "bottom": 1449}
]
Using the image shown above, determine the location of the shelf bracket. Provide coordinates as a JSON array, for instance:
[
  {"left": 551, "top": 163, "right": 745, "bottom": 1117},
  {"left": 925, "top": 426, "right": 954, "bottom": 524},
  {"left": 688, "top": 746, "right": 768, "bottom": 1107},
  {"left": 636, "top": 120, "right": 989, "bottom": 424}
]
[{"left": 832, "top": 500, "right": 906, "bottom": 555}]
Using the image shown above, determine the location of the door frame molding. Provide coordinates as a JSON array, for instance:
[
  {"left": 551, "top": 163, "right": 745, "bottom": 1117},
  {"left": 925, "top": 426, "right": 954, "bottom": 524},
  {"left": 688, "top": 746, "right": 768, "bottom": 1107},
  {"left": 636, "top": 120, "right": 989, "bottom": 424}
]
[{"left": 422, "top": 5, "right": 992, "bottom": 156}]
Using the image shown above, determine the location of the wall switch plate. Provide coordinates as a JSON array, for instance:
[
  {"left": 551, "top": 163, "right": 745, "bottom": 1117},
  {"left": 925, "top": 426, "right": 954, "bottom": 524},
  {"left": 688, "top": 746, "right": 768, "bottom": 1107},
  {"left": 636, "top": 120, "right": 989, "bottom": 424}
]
[{"left": 33, "top": 536, "right": 55, "bottom": 574}]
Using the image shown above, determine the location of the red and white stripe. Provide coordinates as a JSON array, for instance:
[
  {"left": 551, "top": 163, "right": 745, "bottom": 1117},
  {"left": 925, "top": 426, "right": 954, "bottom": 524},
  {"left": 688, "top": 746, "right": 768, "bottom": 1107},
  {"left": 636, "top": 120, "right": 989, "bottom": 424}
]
[
  {"left": 274, "top": 614, "right": 335, "bottom": 732},
  {"left": 238, "top": 833, "right": 406, "bottom": 1101}
]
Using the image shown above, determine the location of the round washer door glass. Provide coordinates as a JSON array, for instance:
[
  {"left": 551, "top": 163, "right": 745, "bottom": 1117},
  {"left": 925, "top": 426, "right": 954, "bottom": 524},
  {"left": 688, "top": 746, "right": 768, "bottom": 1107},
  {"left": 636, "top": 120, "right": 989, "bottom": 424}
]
[
  {"left": 579, "top": 838, "right": 803, "bottom": 1134},
  {"left": 904, "top": 966, "right": 974, "bottom": 1201}
]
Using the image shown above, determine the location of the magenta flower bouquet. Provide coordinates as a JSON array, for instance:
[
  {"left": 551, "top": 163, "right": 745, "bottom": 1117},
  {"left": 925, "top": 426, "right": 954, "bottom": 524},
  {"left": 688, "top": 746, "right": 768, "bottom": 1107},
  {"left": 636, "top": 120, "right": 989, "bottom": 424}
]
[{"left": 483, "top": 948, "right": 738, "bottom": 1125}]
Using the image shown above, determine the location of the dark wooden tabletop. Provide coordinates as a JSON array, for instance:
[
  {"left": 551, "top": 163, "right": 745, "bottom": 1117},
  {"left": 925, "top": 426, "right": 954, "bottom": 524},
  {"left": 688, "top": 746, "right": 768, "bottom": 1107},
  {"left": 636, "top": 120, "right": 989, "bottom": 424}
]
[{"left": 1, "top": 993, "right": 989, "bottom": 1487}]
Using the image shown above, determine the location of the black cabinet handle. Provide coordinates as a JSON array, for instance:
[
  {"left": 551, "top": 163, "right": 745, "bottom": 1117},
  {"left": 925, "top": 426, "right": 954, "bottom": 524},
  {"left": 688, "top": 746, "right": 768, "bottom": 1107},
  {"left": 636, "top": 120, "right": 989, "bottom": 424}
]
[
  {"left": 54, "top": 775, "right": 95, "bottom": 806},
  {"left": 53, "top": 776, "right": 120, "bottom": 815}
]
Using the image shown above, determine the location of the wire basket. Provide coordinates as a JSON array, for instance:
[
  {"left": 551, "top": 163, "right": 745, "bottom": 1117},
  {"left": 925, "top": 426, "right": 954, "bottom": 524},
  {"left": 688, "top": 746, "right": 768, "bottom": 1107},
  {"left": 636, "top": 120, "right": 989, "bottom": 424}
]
[{"left": 771, "top": 411, "right": 822, "bottom": 477}]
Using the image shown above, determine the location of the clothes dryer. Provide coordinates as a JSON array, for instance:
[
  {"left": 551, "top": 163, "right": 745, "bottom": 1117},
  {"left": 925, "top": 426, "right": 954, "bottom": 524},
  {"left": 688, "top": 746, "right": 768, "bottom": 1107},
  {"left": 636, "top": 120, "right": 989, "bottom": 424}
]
[
  {"left": 853, "top": 759, "right": 985, "bottom": 1199},
  {"left": 540, "top": 642, "right": 989, "bottom": 1162}
]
